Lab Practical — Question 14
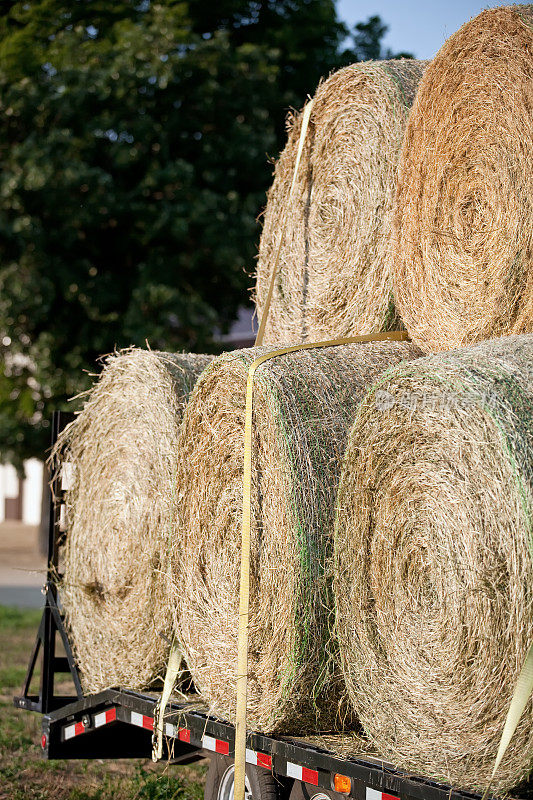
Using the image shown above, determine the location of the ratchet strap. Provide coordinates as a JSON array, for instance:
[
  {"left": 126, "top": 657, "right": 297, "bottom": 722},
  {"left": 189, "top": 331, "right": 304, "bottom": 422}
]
[
  {"left": 255, "top": 99, "right": 314, "bottom": 347},
  {"left": 152, "top": 640, "right": 182, "bottom": 762},
  {"left": 481, "top": 641, "right": 533, "bottom": 800},
  {"left": 233, "top": 330, "right": 409, "bottom": 800}
]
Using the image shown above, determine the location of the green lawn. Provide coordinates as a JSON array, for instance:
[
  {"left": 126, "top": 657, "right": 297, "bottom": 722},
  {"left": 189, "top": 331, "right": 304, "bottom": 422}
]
[{"left": 0, "top": 606, "right": 207, "bottom": 800}]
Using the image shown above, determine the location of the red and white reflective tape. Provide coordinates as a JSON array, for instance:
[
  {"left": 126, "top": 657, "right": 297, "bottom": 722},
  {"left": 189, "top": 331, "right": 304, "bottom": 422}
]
[
  {"left": 202, "top": 735, "right": 229, "bottom": 755},
  {"left": 286, "top": 762, "right": 319, "bottom": 786},
  {"left": 130, "top": 711, "right": 154, "bottom": 732},
  {"left": 366, "top": 789, "right": 399, "bottom": 800},
  {"left": 63, "top": 720, "right": 86, "bottom": 740},
  {"left": 246, "top": 748, "right": 272, "bottom": 770},
  {"left": 165, "top": 724, "right": 191, "bottom": 743},
  {"left": 94, "top": 707, "right": 117, "bottom": 728},
  {"left": 63, "top": 706, "right": 118, "bottom": 740}
]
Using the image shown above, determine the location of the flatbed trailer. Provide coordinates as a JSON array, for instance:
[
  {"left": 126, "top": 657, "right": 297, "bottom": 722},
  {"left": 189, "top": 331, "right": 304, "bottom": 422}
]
[
  {"left": 13, "top": 683, "right": 503, "bottom": 800},
  {"left": 12, "top": 412, "right": 520, "bottom": 800}
]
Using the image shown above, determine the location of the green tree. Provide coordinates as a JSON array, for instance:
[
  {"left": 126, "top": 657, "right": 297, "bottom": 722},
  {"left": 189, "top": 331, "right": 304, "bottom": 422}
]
[
  {"left": 0, "top": 2, "right": 408, "bottom": 466},
  {"left": 348, "top": 15, "right": 414, "bottom": 62}
]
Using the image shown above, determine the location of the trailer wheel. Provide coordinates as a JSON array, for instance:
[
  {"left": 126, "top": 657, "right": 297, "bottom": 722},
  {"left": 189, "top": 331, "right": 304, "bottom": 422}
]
[
  {"left": 204, "top": 755, "right": 290, "bottom": 800},
  {"left": 289, "top": 782, "right": 346, "bottom": 800}
]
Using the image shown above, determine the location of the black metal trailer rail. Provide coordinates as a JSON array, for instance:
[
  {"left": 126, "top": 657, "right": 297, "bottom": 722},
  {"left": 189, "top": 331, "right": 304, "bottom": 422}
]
[
  {"left": 11, "top": 411, "right": 516, "bottom": 800},
  {"left": 15, "top": 684, "right": 498, "bottom": 800}
]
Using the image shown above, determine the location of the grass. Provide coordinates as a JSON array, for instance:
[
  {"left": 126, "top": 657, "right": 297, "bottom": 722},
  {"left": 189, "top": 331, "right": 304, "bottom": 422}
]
[{"left": 0, "top": 606, "right": 207, "bottom": 800}]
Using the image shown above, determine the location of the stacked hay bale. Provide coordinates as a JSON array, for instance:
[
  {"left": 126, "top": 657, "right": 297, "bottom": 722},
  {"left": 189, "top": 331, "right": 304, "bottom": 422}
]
[
  {"left": 169, "top": 338, "right": 422, "bottom": 733},
  {"left": 391, "top": 5, "right": 533, "bottom": 352},
  {"left": 54, "top": 348, "right": 212, "bottom": 693},
  {"left": 334, "top": 334, "right": 533, "bottom": 793},
  {"left": 255, "top": 59, "right": 428, "bottom": 345}
]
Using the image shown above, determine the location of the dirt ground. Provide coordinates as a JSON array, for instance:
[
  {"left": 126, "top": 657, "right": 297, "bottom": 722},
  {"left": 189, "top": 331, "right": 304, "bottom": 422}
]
[{"left": 0, "top": 522, "right": 46, "bottom": 587}]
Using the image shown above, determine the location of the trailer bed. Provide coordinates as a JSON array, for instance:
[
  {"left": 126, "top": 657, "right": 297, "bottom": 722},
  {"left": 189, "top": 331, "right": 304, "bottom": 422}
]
[{"left": 14, "top": 686, "right": 514, "bottom": 800}]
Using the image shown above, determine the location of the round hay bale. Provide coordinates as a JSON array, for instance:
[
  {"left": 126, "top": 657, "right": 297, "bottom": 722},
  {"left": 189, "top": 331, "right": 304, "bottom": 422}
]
[
  {"left": 170, "top": 339, "right": 422, "bottom": 733},
  {"left": 254, "top": 59, "right": 428, "bottom": 346},
  {"left": 54, "top": 348, "right": 212, "bottom": 693},
  {"left": 391, "top": 5, "right": 533, "bottom": 353},
  {"left": 334, "top": 333, "right": 533, "bottom": 793}
]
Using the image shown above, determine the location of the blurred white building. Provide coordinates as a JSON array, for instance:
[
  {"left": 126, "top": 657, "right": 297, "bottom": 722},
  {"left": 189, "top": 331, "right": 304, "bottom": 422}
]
[
  {"left": 214, "top": 306, "right": 256, "bottom": 350},
  {"left": 0, "top": 460, "right": 43, "bottom": 525}
]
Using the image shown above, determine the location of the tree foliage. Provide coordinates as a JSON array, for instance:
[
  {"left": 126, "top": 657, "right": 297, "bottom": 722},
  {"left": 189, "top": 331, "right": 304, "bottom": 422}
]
[
  {"left": 347, "top": 15, "right": 413, "bottom": 62},
  {"left": 0, "top": 0, "right": 412, "bottom": 466}
]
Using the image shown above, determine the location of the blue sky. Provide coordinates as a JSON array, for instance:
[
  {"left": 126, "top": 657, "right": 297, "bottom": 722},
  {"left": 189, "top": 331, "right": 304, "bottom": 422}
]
[{"left": 337, "top": 1, "right": 508, "bottom": 60}]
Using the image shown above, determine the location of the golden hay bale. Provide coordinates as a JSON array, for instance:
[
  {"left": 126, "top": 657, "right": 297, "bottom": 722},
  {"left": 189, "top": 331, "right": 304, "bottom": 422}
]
[
  {"left": 170, "top": 339, "right": 422, "bottom": 733},
  {"left": 334, "top": 334, "right": 533, "bottom": 793},
  {"left": 392, "top": 5, "right": 533, "bottom": 353},
  {"left": 254, "top": 59, "right": 428, "bottom": 346},
  {"left": 54, "top": 348, "right": 212, "bottom": 693}
]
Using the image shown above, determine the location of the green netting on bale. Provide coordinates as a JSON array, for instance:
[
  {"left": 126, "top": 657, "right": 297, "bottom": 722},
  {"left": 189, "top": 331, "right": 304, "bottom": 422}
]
[
  {"left": 335, "top": 333, "right": 533, "bottom": 793},
  {"left": 169, "top": 339, "right": 421, "bottom": 733}
]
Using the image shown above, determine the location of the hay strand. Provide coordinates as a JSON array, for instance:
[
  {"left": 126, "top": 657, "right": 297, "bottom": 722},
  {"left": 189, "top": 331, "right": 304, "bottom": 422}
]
[
  {"left": 54, "top": 348, "right": 212, "bottom": 693},
  {"left": 391, "top": 5, "right": 533, "bottom": 352},
  {"left": 255, "top": 59, "right": 428, "bottom": 345},
  {"left": 334, "top": 333, "right": 533, "bottom": 793}
]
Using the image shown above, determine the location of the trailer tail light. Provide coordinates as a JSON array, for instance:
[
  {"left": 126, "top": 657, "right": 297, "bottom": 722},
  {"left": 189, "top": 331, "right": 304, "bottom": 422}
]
[
  {"left": 334, "top": 774, "right": 351, "bottom": 794},
  {"left": 41, "top": 734, "right": 47, "bottom": 750}
]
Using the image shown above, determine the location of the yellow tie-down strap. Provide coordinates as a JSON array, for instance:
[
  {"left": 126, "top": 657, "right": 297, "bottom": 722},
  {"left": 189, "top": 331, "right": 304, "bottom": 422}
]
[
  {"left": 153, "top": 640, "right": 182, "bottom": 762},
  {"left": 481, "top": 640, "right": 533, "bottom": 800},
  {"left": 233, "top": 330, "right": 409, "bottom": 800}
]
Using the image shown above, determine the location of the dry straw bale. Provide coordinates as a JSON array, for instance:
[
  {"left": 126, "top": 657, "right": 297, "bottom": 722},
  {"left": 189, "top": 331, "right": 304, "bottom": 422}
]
[
  {"left": 254, "top": 59, "right": 428, "bottom": 346},
  {"left": 392, "top": 5, "right": 533, "bottom": 353},
  {"left": 334, "top": 334, "right": 533, "bottom": 793},
  {"left": 54, "top": 348, "right": 212, "bottom": 694},
  {"left": 170, "top": 339, "right": 422, "bottom": 733}
]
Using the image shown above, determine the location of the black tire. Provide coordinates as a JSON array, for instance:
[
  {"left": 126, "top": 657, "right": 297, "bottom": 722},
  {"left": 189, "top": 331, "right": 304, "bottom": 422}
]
[
  {"left": 204, "top": 755, "right": 292, "bottom": 800},
  {"left": 289, "top": 781, "right": 346, "bottom": 800}
]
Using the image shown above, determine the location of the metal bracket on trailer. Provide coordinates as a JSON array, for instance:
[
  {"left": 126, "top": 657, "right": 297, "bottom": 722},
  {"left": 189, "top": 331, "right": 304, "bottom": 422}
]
[
  {"left": 13, "top": 410, "right": 82, "bottom": 714},
  {"left": 39, "top": 689, "right": 203, "bottom": 763}
]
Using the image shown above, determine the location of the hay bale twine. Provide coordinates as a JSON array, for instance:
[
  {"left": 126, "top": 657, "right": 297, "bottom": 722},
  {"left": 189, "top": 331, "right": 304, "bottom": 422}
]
[
  {"left": 334, "top": 334, "right": 533, "bottom": 793},
  {"left": 255, "top": 59, "right": 428, "bottom": 345},
  {"left": 170, "top": 339, "right": 422, "bottom": 733},
  {"left": 55, "top": 348, "right": 212, "bottom": 693},
  {"left": 392, "top": 5, "right": 533, "bottom": 353}
]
